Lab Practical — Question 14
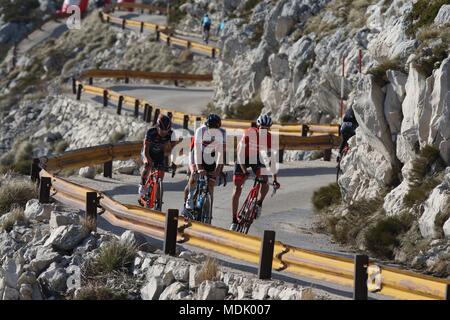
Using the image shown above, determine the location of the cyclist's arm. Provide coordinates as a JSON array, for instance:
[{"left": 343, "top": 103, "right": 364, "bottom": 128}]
[
  {"left": 143, "top": 140, "right": 154, "bottom": 165},
  {"left": 236, "top": 134, "right": 247, "bottom": 173}
]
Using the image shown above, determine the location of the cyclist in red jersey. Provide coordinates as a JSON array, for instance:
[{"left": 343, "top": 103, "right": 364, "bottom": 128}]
[{"left": 230, "top": 114, "right": 280, "bottom": 231}]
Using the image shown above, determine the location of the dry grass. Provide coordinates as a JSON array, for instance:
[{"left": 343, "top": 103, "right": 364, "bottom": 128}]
[
  {"left": 197, "top": 257, "right": 219, "bottom": 283},
  {"left": 0, "top": 177, "right": 38, "bottom": 215},
  {"left": 312, "top": 183, "right": 341, "bottom": 211},
  {"left": 367, "top": 57, "right": 406, "bottom": 85},
  {"left": 75, "top": 286, "right": 128, "bottom": 300},
  {"left": 406, "top": 0, "right": 450, "bottom": 36},
  {"left": 0, "top": 207, "right": 27, "bottom": 232}
]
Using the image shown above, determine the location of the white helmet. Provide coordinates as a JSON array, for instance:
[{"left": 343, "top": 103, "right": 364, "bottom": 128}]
[{"left": 256, "top": 114, "right": 273, "bottom": 127}]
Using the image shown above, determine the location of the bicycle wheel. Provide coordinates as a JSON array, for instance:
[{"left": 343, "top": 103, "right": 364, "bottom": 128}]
[
  {"left": 237, "top": 197, "right": 256, "bottom": 233},
  {"left": 154, "top": 178, "right": 163, "bottom": 211},
  {"left": 201, "top": 193, "right": 212, "bottom": 224}
]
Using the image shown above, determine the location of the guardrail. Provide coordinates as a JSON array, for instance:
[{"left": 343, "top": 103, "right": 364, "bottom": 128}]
[
  {"left": 72, "top": 79, "right": 340, "bottom": 138},
  {"left": 111, "top": 2, "right": 170, "bottom": 14},
  {"left": 30, "top": 142, "right": 450, "bottom": 300},
  {"left": 99, "top": 11, "right": 219, "bottom": 58},
  {"left": 80, "top": 69, "right": 213, "bottom": 83}
]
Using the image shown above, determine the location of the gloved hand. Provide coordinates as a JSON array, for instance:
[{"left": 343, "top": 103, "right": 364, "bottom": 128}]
[{"left": 273, "top": 180, "right": 281, "bottom": 190}]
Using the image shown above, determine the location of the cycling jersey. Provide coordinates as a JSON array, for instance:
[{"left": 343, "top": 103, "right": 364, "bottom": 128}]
[
  {"left": 142, "top": 127, "right": 173, "bottom": 167},
  {"left": 190, "top": 125, "right": 226, "bottom": 172},
  {"left": 237, "top": 127, "right": 272, "bottom": 167},
  {"left": 201, "top": 16, "right": 212, "bottom": 27}
]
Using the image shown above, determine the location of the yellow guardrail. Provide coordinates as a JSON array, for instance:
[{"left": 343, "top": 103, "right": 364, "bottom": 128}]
[
  {"left": 80, "top": 69, "right": 213, "bottom": 82},
  {"left": 99, "top": 11, "right": 219, "bottom": 57},
  {"left": 35, "top": 142, "right": 450, "bottom": 300},
  {"left": 74, "top": 80, "right": 340, "bottom": 138}
]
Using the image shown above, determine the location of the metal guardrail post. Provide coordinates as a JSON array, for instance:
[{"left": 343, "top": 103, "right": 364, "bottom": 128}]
[
  {"left": 140, "top": 21, "right": 144, "bottom": 33},
  {"left": 104, "top": 161, "right": 113, "bottom": 178},
  {"left": 174, "top": 79, "right": 178, "bottom": 87},
  {"left": 187, "top": 41, "right": 191, "bottom": 49},
  {"left": 103, "top": 90, "right": 108, "bottom": 107},
  {"left": 121, "top": 19, "right": 126, "bottom": 30},
  {"left": 301, "top": 124, "right": 309, "bottom": 137},
  {"left": 98, "top": 11, "right": 104, "bottom": 23},
  {"left": 195, "top": 116, "right": 202, "bottom": 130},
  {"left": 31, "top": 158, "right": 41, "bottom": 184},
  {"left": 156, "top": 27, "right": 160, "bottom": 41},
  {"left": 166, "top": 36, "right": 170, "bottom": 46},
  {"left": 145, "top": 104, "right": 152, "bottom": 123},
  {"left": 251, "top": 121, "right": 257, "bottom": 128},
  {"left": 164, "top": 209, "right": 179, "bottom": 256},
  {"left": 323, "top": 148, "right": 332, "bottom": 161},
  {"left": 445, "top": 284, "right": 450, "bottom": 300},
  {"left": 212, "top": 48, "right": 216, "bottom": 59},
  {"left": 134, "top": 99, "right": 140, "bottom": 118},
  {"left": 89, "top": 77, "right": 93, "bottom": 85},
  {"left": 125, "top": 77, "right": 129, "bottom": 84},
  {"left": 72, "top": 78, "right": 76, "bottom": 94},
  {"left": 39, "top": 177, "right": 51, "bottom": 204},
  {"left": 153, "top": 108, "right": 160, "bottom": 125},
  {"left": 86, "top": 192, "right": 98, "bottom": 232},
  {"left": 353, "top": 254, "right": 369, "bottom": 300},
  {"left": 143, "top": 104, "right": 149, "bottom": 122},
  {"left": 117, "top": 96, "right": 123, "bottom": 115},
  {"left": 76, "top": 84, "right": 83, "bottom": 100},
  {"left": 279, "top": 149, "right": 284, "bottom": 164},
  {"left": 258, "top": 230, "right": 275, "bottom": 280},
  {"left": 183, "top": 115, "right": 189, "bottom": 130}
]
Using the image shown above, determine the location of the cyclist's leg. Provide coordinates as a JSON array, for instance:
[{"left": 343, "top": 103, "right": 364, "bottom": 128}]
[
  {"left": 253, "top": 165, "right": 269, "bottom": 206},
  {"left": 185, "top": 164, "right": 197, "bottom": 210},
  {"left": 232, "top": 164, "right": 247, "bottom": 223},
  {"left": 153, "top": 158, "right": 165, "bottom": 202},
  {"left": 205, "top": 163, "right": 216, "bottom": 204}
]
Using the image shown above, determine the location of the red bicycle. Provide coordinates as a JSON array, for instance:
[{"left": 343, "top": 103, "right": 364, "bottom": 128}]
[
  {"left": 235, "top": 176, "right": 277, "bottom": 234},
  {"left": 139, "top": 163, "right": 176, "bottom": 211}
]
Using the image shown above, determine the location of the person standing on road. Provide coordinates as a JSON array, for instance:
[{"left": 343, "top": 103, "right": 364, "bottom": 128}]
[{"left": 201, "top": 13, "right": 212, "bottom": 43}]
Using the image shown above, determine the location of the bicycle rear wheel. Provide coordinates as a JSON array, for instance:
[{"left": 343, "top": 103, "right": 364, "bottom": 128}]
[
  {"left": 155, "top": 178, "right": 163, "bottom": 211},
  {"left": 201, "top": 193, "right": 212, "bottom": 224}
]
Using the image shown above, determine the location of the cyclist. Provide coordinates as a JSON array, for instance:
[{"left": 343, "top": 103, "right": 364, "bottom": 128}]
[
  {"left": 230, "top": 114, "right": 280, "bottom": 231},
  {"left": 183, "top": 114, "right": 226, "bottom": 217},
  {"left": 337, "top": 107, "right": 359, "bottom": 162},
  {"left": 201, "top": 13, "right": 212, "bottom": 43},
  {"left": 138, "top": 114, "right": 177, "bottom": 206},
  {"left": 216, "top": 19, "right": 225, "bottom": 36}
]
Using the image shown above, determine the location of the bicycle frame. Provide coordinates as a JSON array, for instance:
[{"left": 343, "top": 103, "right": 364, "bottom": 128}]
[
  {"left": 236, "top": 177, "right": 264, "bottom": 232},
  {"left": 142, "top": 168, "right": 163, "bottom": 209}
]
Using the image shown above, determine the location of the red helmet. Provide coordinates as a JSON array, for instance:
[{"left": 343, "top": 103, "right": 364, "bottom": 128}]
[{"left": 157, "top": 114, "right": 172, "bottom": 130}]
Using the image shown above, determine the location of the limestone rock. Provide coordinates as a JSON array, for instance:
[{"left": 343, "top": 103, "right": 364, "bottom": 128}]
[
  {"left": 78, "top": 166, "right": 96, "bottom": 179},
  {"left": 141, "top": 276, "right": 165, "bottom": 300},
  {"left": 197, "top": 280, "right": 228, "bottom": 300},
  {"left": 44, "top": 225, "right": 89, "bottom": 252}
]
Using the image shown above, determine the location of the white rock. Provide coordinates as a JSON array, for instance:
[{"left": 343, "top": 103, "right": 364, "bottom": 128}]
[
  {"left": 24, "top": 199, "right": 53, "bottom": 221},
  {"left": 252, "top": 282, "right": 272, "bottom": 300},
  {"left": 279, "top": 287, "right": 314, "bottom": 300},
  {"left": 159, "top": 282, "right": 186, "bottom": 300},
  {"left": 172, "top": 265, "right": 189, "bottom": 282},
  {"left": 140, "top": 276, "right": 165, "bottom": 300},
  {"left": 197, "top": 280, "right": 228, "bottom": 300},
  {"left": 120, "top": 230, "right": 153, "bottom": 252},
  {"left": 44, "top": 225, "right": 89, "bottom": 251},
  {"left": 19, "top": 284, "right": 33, "bottom": 300},
  {"left": 38, "top": 263, "right": 68, "bottom": 295},
  {"left": 419, "top": 176, "right": 450, "bottom": 239},
  {"left": 49, "top": 211, "right": 80, "bottom": 230},
  {"left": 114, "top": 160, "right": 139, "bottom": 175},
  {"left": 30, "top": 247, "right": 61, "bottom": 273},
  {"left": 0, "top": 257, "right": 20, "bottom": 289},
  {"left": 188, "top": 264, "right": 202, "bottom": 289},
  {"left": 434, "top": 5, "right": 450, "bottom": 25},
  {"left": 2, "top": 286, "right": 19, "bottom": 300},
  {"left": 78, "top": 166, "right": 96, "bottom": 179}
]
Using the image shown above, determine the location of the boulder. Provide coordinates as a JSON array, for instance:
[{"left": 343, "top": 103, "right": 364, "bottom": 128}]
[
  {"left": 37, "top": 263, "right": 68, "bottom": 295},
  {"left": 78, "top": 166, "right": 96, "bottom": 179},
  {"left": 0, "top": 257, "right": 20, "bottom": 289},
  {"left": 19, "top": 284, "right": 33, "bottom": 300},
  {"left": 29, "top": 247, "right": 61, "bottom": 274},
  {"left": 252, "top": 282, "right": 272, "bottom": 300},
  {"left": 120, "top": 230, "right": 154, "bottom": 252},
  {"left": 44, "top": 225, "right": 89, "bottom": 252},
  {"left": 197, "top": 280, "right": 228, "bottom": 300},
  {"left": 147, "top": 263, "right": 166, "bottom": 279},
  {"left": 141, "top": 276, "right": 165, "bottom": 300},
  {"left": 114, "top": 160, "right": 139, "bottom": 175},
  {"left": 172, "top": 265, "right": 190, "bottom": 282},
  {"left": 49, "top": 211, "right": 80, "bottom": 230},
  {"left": 434, "top": 5, "right": 450, "bottom": 25},
  {"left": 159, "top": 282, "right": 187, "bottom": 300},
  {"left": 278, "top": 287, "right": 314, "bottom": 300},
  {"left": 24, "top": 199, "right": 53, "bottom": 221}
]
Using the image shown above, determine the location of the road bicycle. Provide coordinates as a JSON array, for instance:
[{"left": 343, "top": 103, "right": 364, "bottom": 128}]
[
  {"left": 235, "top": 176, "right": 278, "bottom": 234},
  {"left": 336, "top": 143, "right": 350, "bottom": 182},
  {"left": 138, "top": 162, "right": 177, "bottom": 211},
  {"left": 184, "top": 172, "right": 227, "bottom": 224}
]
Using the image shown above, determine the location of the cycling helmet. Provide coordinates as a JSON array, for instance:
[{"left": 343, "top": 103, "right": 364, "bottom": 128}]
[
  {"left": 157, "top": 114, "right": 172, "bottom": 130},
  {"left": 256, "top": 114, "right": 273, "bottom": 127},
  {"left": 205, "top": 113, "right": 221, "bottom": 128}
]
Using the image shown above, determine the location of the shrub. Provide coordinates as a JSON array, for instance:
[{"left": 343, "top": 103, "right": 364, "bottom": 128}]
[
  {"left": 0, "top": 207, "right": 27, "bottom": 232},
  {"left": 86, "top": 240, "right": 137, "bottom": 276},
  {"left": 75, "top": 286, "right": 128, "bottom": 300},
  {"left": 406, "top": 0, "right": 450, "bottom": 36},
  {"left": 0, "top": 178, "right": 38, "bottom": 215},
  {"left": 312, "top": 183, "right": 341, "bottom": 211},
  {"left": 197, "top": 257, "right": 219, "bottom": 283},
  {"left": 367, "top": 57, "right": 406, "bottom": 85},
  {"left": 225, "top": 98, "right": 265, "bottom": 121},
  {"left": 364, "top": 214, "right": 414, "bottom": 259}
]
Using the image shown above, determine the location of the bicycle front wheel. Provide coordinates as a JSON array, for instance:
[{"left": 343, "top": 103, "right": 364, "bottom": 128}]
[
  {"left": 201, "top": 193, "right": 212, "bottom": 224},
  {"left": 155, "top": 179, "right": 164, "bottom": 211}
]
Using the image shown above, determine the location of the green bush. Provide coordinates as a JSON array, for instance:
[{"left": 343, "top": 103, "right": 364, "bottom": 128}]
[
  {"left": 406, "top": 0, "right": 450, "bottom": 36},
  {"left": 365, "top": 214, "right": 414, "bottom": 259},
  {"left": 312, "top": 183, "right": 341, "bottom": 211},
  {"left": 86, "top": 240, "right": 137, "bottom": 276},
  {"left": 0, "top": 178, "right": 38, "bottom": 215}
]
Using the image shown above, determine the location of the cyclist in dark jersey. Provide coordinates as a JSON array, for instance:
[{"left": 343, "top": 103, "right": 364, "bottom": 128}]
[
  {"left": 138, "top": 115, "right": 177, "bottom": 201},
  {"left": 338, "top": 107, "right": 359, "bottom": 162}
]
